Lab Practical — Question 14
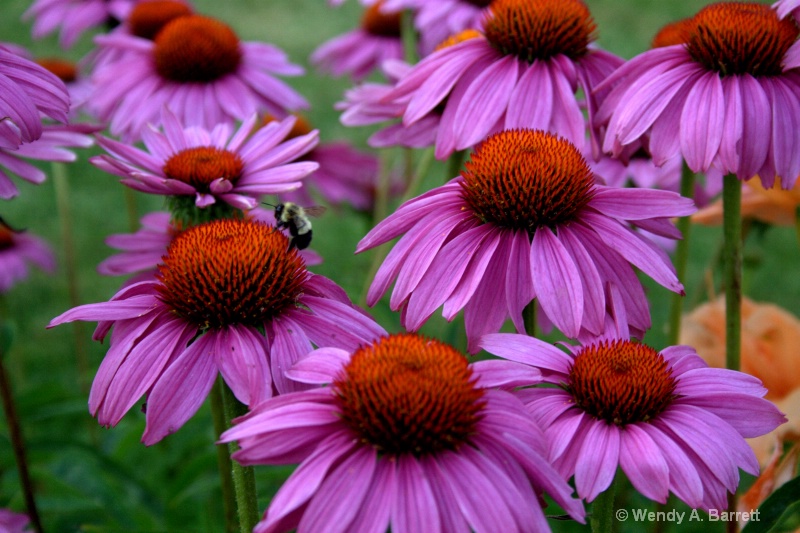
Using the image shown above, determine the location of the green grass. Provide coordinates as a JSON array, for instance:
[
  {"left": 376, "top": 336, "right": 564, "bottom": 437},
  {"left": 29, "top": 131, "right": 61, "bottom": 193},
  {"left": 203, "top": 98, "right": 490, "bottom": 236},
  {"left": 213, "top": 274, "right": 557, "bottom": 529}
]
[{"left": 1, "top": 0, "right": 797, "bottom": 531}]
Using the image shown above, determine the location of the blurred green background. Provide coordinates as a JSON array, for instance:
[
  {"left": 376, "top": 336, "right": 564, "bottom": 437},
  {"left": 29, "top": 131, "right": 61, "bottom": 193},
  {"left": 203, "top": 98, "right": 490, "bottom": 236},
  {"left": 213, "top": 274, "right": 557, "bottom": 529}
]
[{"left": 2, "top": 0, "right": 798, "bottom": 531}]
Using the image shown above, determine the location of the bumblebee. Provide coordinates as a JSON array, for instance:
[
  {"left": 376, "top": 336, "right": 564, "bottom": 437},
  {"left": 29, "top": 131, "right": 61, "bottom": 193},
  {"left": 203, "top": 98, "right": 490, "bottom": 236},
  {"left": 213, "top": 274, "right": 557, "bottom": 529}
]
[{"left": 272, "top": 202, "right": 326, "bottom": 250}]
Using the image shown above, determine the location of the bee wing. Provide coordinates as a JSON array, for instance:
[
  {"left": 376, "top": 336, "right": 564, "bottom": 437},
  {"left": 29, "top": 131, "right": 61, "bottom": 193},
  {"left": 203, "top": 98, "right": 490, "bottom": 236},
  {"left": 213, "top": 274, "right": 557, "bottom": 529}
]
[{"left": 303, "top": 206, "right": 327, "bottom": 218}]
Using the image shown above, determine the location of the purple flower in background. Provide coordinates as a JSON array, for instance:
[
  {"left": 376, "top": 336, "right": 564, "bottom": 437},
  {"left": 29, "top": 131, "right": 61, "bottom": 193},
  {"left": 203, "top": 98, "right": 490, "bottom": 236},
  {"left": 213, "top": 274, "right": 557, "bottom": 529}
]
[
  {"left": 0, "top": 221, "right": 56, "bottom": 293},
  {"left": 23, "top": 0, "right": 139, "bottom": 48},
  {"left": 0, "top": 123, "right": 97, "bottom": 199},
  {"left": 221, "top": 333, "right": 584, "bottom": 533},
  {"left": 337, "top": 59, "right": 441, "bottom": 149},
  {"left": 0, "top": 509, "right": 31, "bottom": 533},
  {"left": 599, "top": 2, "right": 800, "bottom": 188},
  {"left": 311, "top": 1, "right": 404, "bottom": 81},
  {"left": 88, "top": 13, "right": 307, "bottom": 141},
  {"left": 377, "top": 0, "right": 624, "bottom": 158},
  {"left": 90, "top": 109, "right": 318, "bottom": 210},
  {"left": 49, "top": 218, "right": 385, "bottom": 445},
  {"left": 479, "top": 322, "right": 786, "bottom": 510},
  {"left": 357, "top": 130, "right": 695, "bottom": 350},
  {"left": 0, "top": 46, "right": 69, "bottom": 149}
]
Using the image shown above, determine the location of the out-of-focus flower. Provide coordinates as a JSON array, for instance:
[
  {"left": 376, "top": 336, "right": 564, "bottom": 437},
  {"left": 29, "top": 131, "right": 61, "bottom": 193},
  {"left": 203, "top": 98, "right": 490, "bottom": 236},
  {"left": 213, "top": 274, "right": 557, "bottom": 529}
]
[
  {"left": 90, "top": 109, "right": 318, "bottom": 211},
  {"left": 0, "top": 123, "right": 97, "bottom": 199},
  {"left": 681, "top": 296, "right": 800, "bottom": 466},
  {"left": 479, "top": 317, "right": 786, "bottom": 510},
  {"left": 23, "top": 0, "right": 138, "bottom": 48},
  {"left": 311, "top": 1, "right": 404, "bottom": 81},
  {"left": 357, "top": 129, "right": 695, "bottom": 350},
  {"left": 0, "top": 509, "right": 31, "bottom": 533},
  {"left": 0, "top": 221, "right": 56, "bottom": 293},
  {"left": 337, "top": 59, "right": 441, "bottom": 149},
  {"left": 378, "top": 0, "right": 624, "bottom": 159},
  {"left": 259, "top": 113, "right": 395, "bottom": 212},
  {"left": 35, "top": 57, "right": 93, "bottom": 118},
  {"left": 88, "top": 12, "right": 307, "bottom": 141},
  {"left": 599, "top": 2, "right": 800, "bottom": 188},
  {"left": 692, "top": 177, "right": 800, "bottom": 226},
  {"left": 49, "top": 218, "right": 385, "bottom": 445},
  {"left": 0, "top": 46, "right": 69, "bottom": 149},
  {"left": 382, "top": 0, "right": 490, "bottom": 55},
  {"left": 221, "top": 332, "right": 585, "bottom": 533}
]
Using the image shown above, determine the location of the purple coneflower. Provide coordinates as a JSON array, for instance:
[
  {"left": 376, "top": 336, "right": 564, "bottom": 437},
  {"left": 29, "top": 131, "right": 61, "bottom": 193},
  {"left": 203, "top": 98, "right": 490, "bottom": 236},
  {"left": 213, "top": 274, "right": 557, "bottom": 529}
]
[
  {"left": 382, "top": 0, "right": 490, "bottom": 55},
  {"left": 23, "top": 0, "right": 138, "bottom": 48},
  {"left": 259, "top": 113, "right": 393, "bottom": 211},
  {"left": 478, "top": 327, "right": 786, "bottom": 510},
  {"left": 600, "top": 2, "right": 800, "bottom": 188},
  {"left": 0, "top": 222, "right": 56, "bottom": 293},
  {"left": 49, "top": 218, "right": 385, "bottom": 445},
  {"left": 311, "top": 1, "right": 405, "bottom": 81},
  {"left": 377, "top": 0, "right": 624, "bottom": 158},
  {"left": 97, "top": 208, "right": 322, "bottom": 277},
  {"left": 774, "top": 0, "right": 800, "bottom": 22},
  {"left": 0, "top": 46, "right": 69, "bottom": 149},
  {"left": 358, "top": 129, "right": 695, "bottom": 349},
  {"left": 0, "top": 509, "right": 30, "bottom": 533},
  {"left": 90, "top": 109, "right": 318, "bottom": 211},
  {"left": 338, "top": 58, "right": 443, "bottom": 149},
  {"left": 88, "top": 12, "right": 307, "bottom": 140},
  {"left": 221, "top": 332, "right": 585, "bottom": 533},
  {"left": 0, "top": 123, "right": 97, "bottom": 199}
]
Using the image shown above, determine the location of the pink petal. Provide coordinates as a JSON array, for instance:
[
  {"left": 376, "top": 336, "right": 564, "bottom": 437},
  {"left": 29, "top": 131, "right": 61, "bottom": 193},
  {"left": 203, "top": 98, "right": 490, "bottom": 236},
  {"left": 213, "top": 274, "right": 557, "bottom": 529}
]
[{"left": 530, "top": 227, "right": 583, "bottom": 338}]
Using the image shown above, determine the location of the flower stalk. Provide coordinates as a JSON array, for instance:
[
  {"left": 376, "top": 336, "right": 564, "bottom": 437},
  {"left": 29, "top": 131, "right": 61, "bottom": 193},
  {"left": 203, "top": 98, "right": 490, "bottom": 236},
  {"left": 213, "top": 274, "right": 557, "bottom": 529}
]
[
  {"left": 0, "top": 325, "right": 44, "bottom": 533},
  {"left": 590, "top": 475, "right": 617, "bottom": 533},
  {"left": 210, "top": 378, "right": 239, "bottom": 533},
  {"left": 667, "top": 162, "right": 695, "bottom": 346}
]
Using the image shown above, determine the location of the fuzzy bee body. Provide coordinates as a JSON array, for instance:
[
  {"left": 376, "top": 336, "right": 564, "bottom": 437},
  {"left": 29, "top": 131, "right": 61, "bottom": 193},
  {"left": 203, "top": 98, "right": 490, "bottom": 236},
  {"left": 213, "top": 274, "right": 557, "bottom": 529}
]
[{"left": 273, "top": 202, "right": 326, "bottom": 250}]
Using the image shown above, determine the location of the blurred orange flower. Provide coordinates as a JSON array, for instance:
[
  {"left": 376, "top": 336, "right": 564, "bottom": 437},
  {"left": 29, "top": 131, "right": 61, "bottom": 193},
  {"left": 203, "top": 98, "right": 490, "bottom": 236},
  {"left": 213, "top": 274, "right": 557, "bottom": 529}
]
[
  {"left": 680, "top": 296, "right": 800, "bottom": 467},
  {"left": 692, "top": 177, "right": 800, "bottom": 226}
]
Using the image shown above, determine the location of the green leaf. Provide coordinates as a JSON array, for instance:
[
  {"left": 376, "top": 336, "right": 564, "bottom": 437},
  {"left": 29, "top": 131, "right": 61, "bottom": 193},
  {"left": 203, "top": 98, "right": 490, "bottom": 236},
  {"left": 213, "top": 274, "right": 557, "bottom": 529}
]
[{"left": 742, "top": 475, "right": 800, "bottom": 533}]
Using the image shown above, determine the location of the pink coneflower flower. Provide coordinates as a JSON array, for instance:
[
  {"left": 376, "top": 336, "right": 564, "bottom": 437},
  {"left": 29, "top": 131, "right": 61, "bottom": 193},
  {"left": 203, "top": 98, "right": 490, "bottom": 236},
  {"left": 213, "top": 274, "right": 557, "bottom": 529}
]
[
  {"left": 378, "top": 0, "right": 624, "bottom": 159},
  {"left": 358, "top": 129, "right": 695, "bottom": 349},
  {"left": 49, "top": 218, "right": 386, "bottom": 445},
  {"left": 774, "top": 0, "right": 800, "bottom": 23},
  {"left": 478, "top": 329, "right": 786, "bottom": 510},
  {"left": 90, "top": 109, "right": 318, "bottom": 211},
  {"left": 221, "top": 332, "right": 585, "bottom": 533},
  {"left": 600, "top": 2, "right": 800, "bottom": 188},
  {"left": 0, "top": 123, "right": 97, "bottom": 199},
  {"left": 337, "top": 59, "right": 442, "bottom": 149},
  {"left": 0, "top": 221, "right": 56, "bottom": 293},
  {"left": 23, "top": 0, "right": 138, "bottom": 48},
  {"left": 97, "top": 208, "right": 322, "bottom": 277},
  {"left": 0, "top": 509, "right": 30, "bottom": 533},
  {"left": 35, "top": 57, "right": 93, "bottom": 117},
  {"left": 0, "top": 46, "right": 69, "bottom": 149},
  {"left": 88, "top": 12, "right": 307, "bottom": 141},
  {"left": 382, "top": 0, "right": 490, "bottom": 55},
  {"left": 311, "top": 1, "right": 404, "bottom": 81}
]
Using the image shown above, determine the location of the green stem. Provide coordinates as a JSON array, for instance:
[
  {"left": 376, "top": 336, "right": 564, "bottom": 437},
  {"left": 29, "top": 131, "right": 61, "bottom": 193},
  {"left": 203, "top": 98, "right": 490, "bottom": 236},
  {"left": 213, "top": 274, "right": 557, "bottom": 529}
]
[
  {"left": 446, "top": 150, "right": 465, "bottom": 182},
  {"left": 401, "top": 147, "right": 434, "bottom": 203},
  {"left": 590, "top": 474, "right": 617, "bottom": 533},
  {"left": 219, "top": 382, "right": 259, "bottom": 533},
  {"left": 722, "top": 174, "right": 742, "bottom": 372},
  {"left": 0, "top": 335, "right": 44, "bottom": 533},
  {"left": 400, "top": 10, "right": 418, "bottom": 65},
  {"left": 666, "top": 163, "right": 695, "bottom": 346},
  {"left": 210, "top": 379, "right": 238, "bottom": 533},
  {"left": 52, "top": 163, "right": 89, "bottom": 394},
  {"left": 522, "top": 300, "right": 536, "bottom": 338},
  {"left": 722, "top": 174, "right": 742, "bottom": 528}
]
